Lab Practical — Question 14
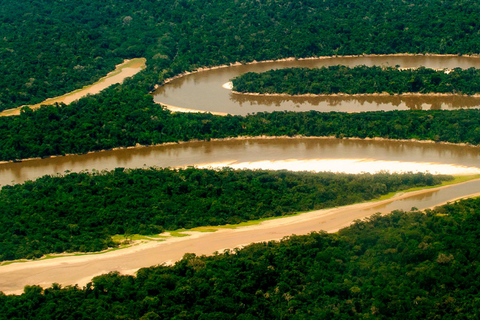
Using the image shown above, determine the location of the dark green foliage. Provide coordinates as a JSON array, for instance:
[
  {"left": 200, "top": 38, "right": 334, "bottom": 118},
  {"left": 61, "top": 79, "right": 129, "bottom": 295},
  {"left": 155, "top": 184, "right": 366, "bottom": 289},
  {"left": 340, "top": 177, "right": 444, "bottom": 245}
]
[
  {"left": 2, "top": 198, "right": 480, "bottom": 318},
  {"left": 0, "top": 168, "right": 448, "bottom": 261},
  {"left": 2, "top": 0, "right": 480, "bottom": 110},
  {"left": 232, "top": 66, "right": 480, "bottom": 95},
  {"left": 2, "top": 0, "right": 480, "bottom": 160},
  {"left": 1, "top": 0, "right": 480, "bottom": 316}
]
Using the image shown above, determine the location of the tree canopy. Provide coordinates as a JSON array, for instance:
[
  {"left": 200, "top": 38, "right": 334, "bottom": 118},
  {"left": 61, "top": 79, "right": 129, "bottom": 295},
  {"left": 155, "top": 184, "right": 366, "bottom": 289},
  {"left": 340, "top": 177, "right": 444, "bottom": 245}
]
[
  {"left": 2, "top": 198, "right": 480, "bottom": 318},
  {"left": 2, "top": 0, "right": 480, "bottom": 111},
  {"left": 232, "top": 66, "right": 480, "bottom": 95},
  {"left": 2, "top": 1, "right": 480, "bottom": 317},
  {"left": 0, "top": 167, "right": 449, "bottom": 261}
]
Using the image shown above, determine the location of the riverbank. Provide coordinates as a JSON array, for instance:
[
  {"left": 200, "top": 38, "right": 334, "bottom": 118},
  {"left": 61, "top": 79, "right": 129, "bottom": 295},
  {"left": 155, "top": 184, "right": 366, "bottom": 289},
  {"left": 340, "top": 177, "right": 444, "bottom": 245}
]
[
  {"left": 230, "top": 89, "right": 480, "bottom": 98},
  {"left": 0, "top": 58, "right": 146, "bottom": 117},
  {"left": 1, "top": 173, "right": 475, "bottom": 268},
  {"left": 156, "top": 53, "right": 480, "bottom": 90},
  {"left": 155, "top": 102, "right": 229, "bottom": 116},
  {"left": 1, "top": 176, "right": 480, "bottom": 295},
  {"left": 0, "top": 134, "right": 478, "bottom": 166}
]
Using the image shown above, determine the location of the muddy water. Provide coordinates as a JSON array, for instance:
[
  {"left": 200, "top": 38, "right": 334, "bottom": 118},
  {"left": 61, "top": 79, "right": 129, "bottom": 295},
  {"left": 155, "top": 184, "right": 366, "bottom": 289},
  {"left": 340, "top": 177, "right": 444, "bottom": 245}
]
[
  {"left": 153, "top": 55, "right": 480, "bottom": 115},
  {"left": 1, "top": 137, "right": 480, "bottom": 187}
]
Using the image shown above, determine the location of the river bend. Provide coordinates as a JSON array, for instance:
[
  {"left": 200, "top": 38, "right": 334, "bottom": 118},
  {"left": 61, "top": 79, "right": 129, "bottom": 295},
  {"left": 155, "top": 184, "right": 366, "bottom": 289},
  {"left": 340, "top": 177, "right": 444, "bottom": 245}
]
[{"left": 154, "top": 55, "right": 480, "bottom": 115}]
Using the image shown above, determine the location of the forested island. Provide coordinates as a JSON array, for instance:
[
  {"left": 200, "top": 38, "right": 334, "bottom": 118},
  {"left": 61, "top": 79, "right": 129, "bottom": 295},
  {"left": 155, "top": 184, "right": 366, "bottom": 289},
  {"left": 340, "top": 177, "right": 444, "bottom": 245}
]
[
  {"left": 231, "top": 66, "right": 480, "bottom": 95},
  {"left": 2, "top": 197, "right": 480, "bottom": 318},
  {"left": 0, "top": 168, "right": 449, "bottom": 261}
]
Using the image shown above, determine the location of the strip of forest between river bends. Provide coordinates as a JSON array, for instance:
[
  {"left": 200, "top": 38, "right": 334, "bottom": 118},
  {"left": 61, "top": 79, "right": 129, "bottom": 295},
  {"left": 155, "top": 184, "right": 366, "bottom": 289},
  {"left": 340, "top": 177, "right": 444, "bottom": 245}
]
[
  {"left": 231, "top": 66, "right": 480, "bottom": 96},
  {"left": 2, "top": 88, "right": 480, "bottom": 161},
  {"left": 0, "top": 168, "right": 451, "bottom": 261}
]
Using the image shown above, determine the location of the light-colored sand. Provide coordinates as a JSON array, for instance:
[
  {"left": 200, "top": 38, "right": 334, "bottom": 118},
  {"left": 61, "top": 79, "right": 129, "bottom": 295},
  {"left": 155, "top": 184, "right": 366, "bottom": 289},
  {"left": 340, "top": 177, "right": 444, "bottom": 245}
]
[
  {"left": 157, "top": 101, "right": 229, "bottom": 116},
  {"left": 1, "top": 179, "right": 479, "bottom": 295},
  {"left": 198, "top": 158, "right": 480, "bottom": 175},
  {"left": 222, "top": 81, "right": 233, "bottom": 90},
  {"left": 0, "top": 58, "right": 146, "bottom": 117}
]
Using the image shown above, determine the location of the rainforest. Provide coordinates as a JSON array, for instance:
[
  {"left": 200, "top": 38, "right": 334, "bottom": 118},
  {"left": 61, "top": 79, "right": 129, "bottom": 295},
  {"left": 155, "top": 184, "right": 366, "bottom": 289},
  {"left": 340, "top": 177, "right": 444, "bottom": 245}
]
[{"left": 2, "top": 0, "right": 480, "bottom": 319}]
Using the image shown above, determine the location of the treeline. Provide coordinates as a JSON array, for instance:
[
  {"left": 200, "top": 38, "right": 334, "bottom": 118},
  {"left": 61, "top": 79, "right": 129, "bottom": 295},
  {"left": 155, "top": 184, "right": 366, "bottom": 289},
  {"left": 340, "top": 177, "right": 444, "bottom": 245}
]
[
  {"left": 232, "top": 66, "right": 480, "bottom": 95},
  {"left": 2, "top": 197, "right": 480, "bottom": 318},
  {"left": 0, "top": 167, "right": 448, "bottom": 261},
  {"left": 2, "top": 88, "right": 480, "bottom": 161},
  {"left": 2, "top": 0, "right": 480, "bottom": 110}
]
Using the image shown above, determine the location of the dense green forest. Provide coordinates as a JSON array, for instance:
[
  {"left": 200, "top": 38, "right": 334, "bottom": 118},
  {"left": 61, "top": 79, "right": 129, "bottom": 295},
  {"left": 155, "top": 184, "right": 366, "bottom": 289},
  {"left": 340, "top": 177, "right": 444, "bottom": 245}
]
[
  {"left": 0, "top": 168, "right": 449, "bottom": 261},
  {"left": 2, "top": 0, "right": 480, "bottom": 111},
  {"left": 232, "top": 66, "right": 480, "bottom": 95},
  {"left": 1, "top": 0, "right": 480, "bottom": 160},
  {"left": 3, "top": 0, "right": 480, "bottom": 316},
  {"left": 2, "top": 89, "right": 480, "bottom": 161},
  {"left": 2, "top": 197, "right": 480, "bottom": 319}
]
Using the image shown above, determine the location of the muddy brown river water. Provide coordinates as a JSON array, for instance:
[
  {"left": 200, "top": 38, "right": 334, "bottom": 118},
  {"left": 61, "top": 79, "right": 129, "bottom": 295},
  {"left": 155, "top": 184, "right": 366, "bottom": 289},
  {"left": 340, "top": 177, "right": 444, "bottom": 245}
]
[
  {"left": 2, "top": 138, "right": 480, "bottom": 187},
  {"left": 153, "top": 55, "right": 480, "bottom": 114},
  {"left": 2, "top": 55, "right": 480, "bottom": 294}
]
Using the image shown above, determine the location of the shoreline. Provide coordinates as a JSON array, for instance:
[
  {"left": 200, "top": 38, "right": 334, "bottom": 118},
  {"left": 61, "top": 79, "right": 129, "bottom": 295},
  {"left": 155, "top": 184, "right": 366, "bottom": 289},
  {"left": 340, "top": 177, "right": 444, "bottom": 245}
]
[
  {"left": 230, "top": 90, "right": 480, "bottom": 98},
  {"left": 154, "top": 53, "right": 480, "bottom": 91},
  {"left": 0, "top": 134, "right": 477, "bottom": 166}
]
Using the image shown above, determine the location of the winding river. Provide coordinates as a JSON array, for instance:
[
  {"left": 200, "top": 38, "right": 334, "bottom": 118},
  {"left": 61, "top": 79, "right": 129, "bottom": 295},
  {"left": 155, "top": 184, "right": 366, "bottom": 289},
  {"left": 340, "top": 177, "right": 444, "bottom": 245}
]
[
  {"left": 153, "top": 55, "right": 480, "bottom": 115},
  {"left": 2, "top": 55, "right": 480, "bottom": 294}
]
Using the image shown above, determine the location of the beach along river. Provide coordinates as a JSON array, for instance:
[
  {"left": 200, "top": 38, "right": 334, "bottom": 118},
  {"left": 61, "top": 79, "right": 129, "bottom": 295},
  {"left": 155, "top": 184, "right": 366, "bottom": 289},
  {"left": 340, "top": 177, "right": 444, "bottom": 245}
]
[
  {"left": 1, "top": 175, "right": 480, "bottom": 295},
  {"left": 153, "top": 55, "right": 480, "bottom": 115}
]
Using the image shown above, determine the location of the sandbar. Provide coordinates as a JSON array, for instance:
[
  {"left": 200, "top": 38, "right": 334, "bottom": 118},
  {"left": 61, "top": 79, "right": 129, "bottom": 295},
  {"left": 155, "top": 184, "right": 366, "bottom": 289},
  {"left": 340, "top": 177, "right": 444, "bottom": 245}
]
[{"left": 0, "top": 58, "right": 146, "bottom": 117}]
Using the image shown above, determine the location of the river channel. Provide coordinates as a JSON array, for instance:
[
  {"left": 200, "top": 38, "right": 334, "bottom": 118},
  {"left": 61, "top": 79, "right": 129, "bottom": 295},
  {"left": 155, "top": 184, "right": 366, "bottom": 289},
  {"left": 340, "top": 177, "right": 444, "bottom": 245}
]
[
  {"left": 153, "top": 55, "right": 480, "bottom": 115},
  {"left": 2, "top": 137, "right": 480, "bottom": 197},
  {"left": 2, "top": 55, "right": 480, "bottom": 293}
]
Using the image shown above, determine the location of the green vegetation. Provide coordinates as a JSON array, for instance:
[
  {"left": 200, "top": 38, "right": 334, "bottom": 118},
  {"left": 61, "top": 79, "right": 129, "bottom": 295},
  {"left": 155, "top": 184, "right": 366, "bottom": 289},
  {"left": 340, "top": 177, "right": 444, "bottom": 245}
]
[
  {"left": 2, "top": 0, "right": 480, "bottom": 111},
  {"left": 0, "top": 167, "right": 449, "bottom": 261},
  {"left": 232, "top": 66, "right": 480, "bottom": 95},
  {"left": 2, "top": 1, "right": 480, "bottom": 316},
  {"left": 2, "top": 198, "right": 480, "bottom": 318},
  {"left": 1, "top": 1, "right": 480, "bottom": 160},
  {"left": 0, "top": 58, "right": 146, "bottom": 116}
]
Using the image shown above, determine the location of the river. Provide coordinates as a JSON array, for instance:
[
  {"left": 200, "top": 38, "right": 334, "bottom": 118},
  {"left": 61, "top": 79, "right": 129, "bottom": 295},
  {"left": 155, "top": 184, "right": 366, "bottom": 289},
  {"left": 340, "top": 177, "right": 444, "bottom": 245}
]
[
  {"left": 153, "top": 55, "right": 480, "bottom": 115},
  {"left": 2, "top": 137, "right": 480, "bottom": 187},
  {"left": 2, "top": 55, "right": 480, "bottom": 294}
]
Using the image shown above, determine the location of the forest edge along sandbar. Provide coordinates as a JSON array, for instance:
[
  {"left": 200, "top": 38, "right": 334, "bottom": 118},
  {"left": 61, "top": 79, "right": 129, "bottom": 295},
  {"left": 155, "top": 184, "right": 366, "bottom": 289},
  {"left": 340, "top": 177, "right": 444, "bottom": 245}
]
[{"left": 0, "top": 58, "right": 146, "bottom": 117}]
